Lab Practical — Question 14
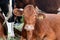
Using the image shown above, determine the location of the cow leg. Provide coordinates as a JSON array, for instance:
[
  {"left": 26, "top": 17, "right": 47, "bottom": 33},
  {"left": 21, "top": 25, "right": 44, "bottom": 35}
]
[
  {"left": 42, "top": 28, "right": 56, "bottom": 40},
  {"left": 38, "top": 31, "right": 56, "bottom": 40}
]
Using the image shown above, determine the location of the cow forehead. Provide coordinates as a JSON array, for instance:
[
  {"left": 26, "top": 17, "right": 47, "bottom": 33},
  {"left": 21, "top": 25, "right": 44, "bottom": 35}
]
[
  {"left": 23, "top": 5, "right": 36, "bottom": 17},
  {"left": 24, "top": 5, "right": 36, "bottom": 15}
]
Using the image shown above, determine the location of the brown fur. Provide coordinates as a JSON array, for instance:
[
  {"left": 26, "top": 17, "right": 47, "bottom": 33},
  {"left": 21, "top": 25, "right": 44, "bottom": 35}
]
[{"left": 44, "top": 14, "right": 60, "bottom": 40}]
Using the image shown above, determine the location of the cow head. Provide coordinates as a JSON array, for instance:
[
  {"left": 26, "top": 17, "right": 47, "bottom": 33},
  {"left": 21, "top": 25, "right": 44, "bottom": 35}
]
[
  {"left": 13, "top": 5, "right": 45, "bottom": 31},
  {"left": 23, "top": 5, "right": 37, "bottom": 31},
  {"left": 23, "top": 5, "right": 45, "bottom": 31}
]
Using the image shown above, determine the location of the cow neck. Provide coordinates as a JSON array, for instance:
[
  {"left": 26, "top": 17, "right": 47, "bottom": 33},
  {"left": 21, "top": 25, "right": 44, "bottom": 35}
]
[{"left": 34, "top": 18, "right": 40, "bottom": 32}]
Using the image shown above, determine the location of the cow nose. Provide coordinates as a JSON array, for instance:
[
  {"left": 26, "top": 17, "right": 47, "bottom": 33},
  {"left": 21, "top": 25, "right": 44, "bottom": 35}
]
[{"left": 24, "top": 25, "right": 34, "bottom": 31}]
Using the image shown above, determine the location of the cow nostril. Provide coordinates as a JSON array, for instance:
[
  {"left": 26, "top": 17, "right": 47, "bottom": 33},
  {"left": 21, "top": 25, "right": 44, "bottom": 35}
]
[
  {"left": 25, "top": 25, "right": 30, "bottom": 29},
  {"left": 26, "top": 26, "right": 29, "bottom": 28}
]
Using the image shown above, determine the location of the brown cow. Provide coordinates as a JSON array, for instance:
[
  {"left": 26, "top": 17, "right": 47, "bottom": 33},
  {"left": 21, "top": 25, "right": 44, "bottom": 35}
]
[
  {"left": 13, "top": 5, "right": 60, "bottom": 40},
  {"left": 20, "top": 5, "right": 57, "bottom": 40}
]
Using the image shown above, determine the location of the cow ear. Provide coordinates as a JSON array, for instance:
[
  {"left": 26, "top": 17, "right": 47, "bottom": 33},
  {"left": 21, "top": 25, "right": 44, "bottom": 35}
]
[
  {"left": 37, "top": 13, "right": 45, "bottom": 20},
  {"left": 13, "top": 8, "right": 24, "bottom": 16}
]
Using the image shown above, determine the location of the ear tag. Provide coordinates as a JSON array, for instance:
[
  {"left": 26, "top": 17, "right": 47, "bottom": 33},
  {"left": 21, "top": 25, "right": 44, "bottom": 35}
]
[{"left": 38, "top": 15, "right": 44, "bottom": 20}]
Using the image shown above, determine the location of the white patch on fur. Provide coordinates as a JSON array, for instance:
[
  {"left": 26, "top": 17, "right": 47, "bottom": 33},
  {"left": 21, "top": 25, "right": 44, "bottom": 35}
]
[
  {"left": 57, "top": 8, "right": 60, "bottom": 11},
  {"left": 24, "top": 25, "right": 34, "bottom": 31},
  {"left": 57, "top": 12, "right": 60, "bottom": 14},
  {"left": 7, "top": 0, "right": 13, "bottom": 19},
  {"left": 7, "top": 22, "right": 15, "bottom": 37},
  {"left": 19, "top": 8, "right": 23, "bottom": 11},
  {"left": 57, "top": 8, "right": 60, "bottom": 14}
]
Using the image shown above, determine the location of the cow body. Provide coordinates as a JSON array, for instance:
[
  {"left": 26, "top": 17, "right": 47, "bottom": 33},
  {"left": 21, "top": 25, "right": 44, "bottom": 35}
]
[
  {"left": 21, "top": 14, "right": 60, "bottom": 40},
  {"left": 44, "top": 14, "right": 60, "bottom": 40}
]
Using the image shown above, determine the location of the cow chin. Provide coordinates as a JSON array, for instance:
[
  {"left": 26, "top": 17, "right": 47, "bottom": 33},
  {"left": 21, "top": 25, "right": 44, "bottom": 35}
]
[{"left": 24, "top": 24, "right": 34, "bottom": 31}]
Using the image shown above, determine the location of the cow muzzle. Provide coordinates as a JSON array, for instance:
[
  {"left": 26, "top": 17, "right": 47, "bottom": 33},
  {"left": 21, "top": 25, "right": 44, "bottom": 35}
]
[{"left": 24, "top": 25, "right": 34, "bottom": 31}]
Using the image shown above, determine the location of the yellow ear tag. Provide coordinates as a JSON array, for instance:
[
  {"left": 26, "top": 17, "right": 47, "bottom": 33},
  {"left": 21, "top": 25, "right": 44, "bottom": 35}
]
[{"left": 38, "top": 15, "right": 44, "bottom": 20}]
